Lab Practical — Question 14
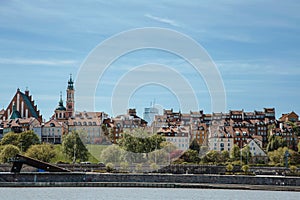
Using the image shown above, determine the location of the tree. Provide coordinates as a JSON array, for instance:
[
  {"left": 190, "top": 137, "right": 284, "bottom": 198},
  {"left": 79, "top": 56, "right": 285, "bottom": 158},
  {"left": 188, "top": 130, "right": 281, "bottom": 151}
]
[
  {"left": 148, "top": 149, "right": 169, "bottom": 164},
  {"left": 189, "top": 139, "right": 200, "bottom": 153},
  {"left": 298, "top": 141, "right": 300, "bottom": 153},
  {"left": 180, "top": 149, "right": 200, "bottom": 163},
  {"left": 100, "top": 144, "right": 125, "bottom": 164},
  {"left": 266, "top": 134, "right": 286, "bottom": 152},
  {"left": 25, "top": 144, "right": 56, "bottom": 163},
  {"left": 118, "top": 129, "right": 165, "bottom": 154},
  {"left": 1, "top": 132, "right": 19, "bottom": 146},
  {"left": 0, "top": 144, "right": 20, "bottom": 163},
  {"left": 62, "top": 131, "right": 88, "bottom": 162},
  {"left": 18, "top": 130, "right": 40, "bottom": 152},
  {"left": 267, "top": 147, "right": 299, "bottom": 166},
  {"left": 241, "top": 146, "right": 252, "bottom": 164},
  {"left": 202, "top": 150, "right": 220, "bottom": 164},
  {"left": 220, "top": 150, "right": 230, "bottom": 163},
  {"left": 230, "top": 145, "right": 241, "bottom": 161}
]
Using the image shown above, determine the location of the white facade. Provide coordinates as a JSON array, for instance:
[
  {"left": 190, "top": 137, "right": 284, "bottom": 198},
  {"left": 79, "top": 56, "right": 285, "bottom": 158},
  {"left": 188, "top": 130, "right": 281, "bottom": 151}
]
[
  {"left": 209, "top": 137, "right": 234, "bottom": 152},
  {"left": 247, "top": 139, "right": 267, "bottom": 157}
]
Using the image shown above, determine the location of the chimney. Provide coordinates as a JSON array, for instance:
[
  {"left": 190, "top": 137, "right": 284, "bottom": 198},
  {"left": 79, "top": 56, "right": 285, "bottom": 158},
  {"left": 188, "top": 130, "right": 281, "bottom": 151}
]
[
  {"left": 128, "top": 108, "right": 136, "bottom": 116},
  {"left": 25, "top": 89, "right": 29, "bottom": 96}
]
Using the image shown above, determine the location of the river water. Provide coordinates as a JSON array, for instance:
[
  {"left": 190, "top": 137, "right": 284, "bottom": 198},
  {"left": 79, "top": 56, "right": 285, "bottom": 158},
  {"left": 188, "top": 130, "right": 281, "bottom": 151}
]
[{"left": 0, "top": 187, "right": 299, "bottom": 200}]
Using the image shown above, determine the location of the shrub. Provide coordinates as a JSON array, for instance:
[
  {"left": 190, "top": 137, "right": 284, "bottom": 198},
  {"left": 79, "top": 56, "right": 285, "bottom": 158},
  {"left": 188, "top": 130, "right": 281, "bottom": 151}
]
[{"left": 106, "top": 162, "right": 115, "bottom": 172}]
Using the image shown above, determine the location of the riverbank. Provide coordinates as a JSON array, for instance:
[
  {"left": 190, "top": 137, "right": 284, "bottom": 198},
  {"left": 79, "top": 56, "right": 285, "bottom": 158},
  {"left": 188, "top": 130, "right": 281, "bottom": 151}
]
[
  {"left": 0, "top": 181, "right": 299, "bottom": 191},
  {"left": 0, "top": 172, "right": 299, "bottom": 191}
]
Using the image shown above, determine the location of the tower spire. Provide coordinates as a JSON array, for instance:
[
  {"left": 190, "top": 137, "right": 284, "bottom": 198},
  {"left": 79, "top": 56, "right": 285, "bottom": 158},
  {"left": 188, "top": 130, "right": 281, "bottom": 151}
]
[{"left": 68, "top": 73, "right": 74, "bottom": 90}]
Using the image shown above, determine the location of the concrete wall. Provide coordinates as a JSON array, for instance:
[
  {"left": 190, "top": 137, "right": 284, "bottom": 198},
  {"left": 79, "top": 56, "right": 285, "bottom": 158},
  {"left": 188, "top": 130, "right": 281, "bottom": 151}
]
[{"left": 0, "top": 173, "right": 299, "bottom": 187}]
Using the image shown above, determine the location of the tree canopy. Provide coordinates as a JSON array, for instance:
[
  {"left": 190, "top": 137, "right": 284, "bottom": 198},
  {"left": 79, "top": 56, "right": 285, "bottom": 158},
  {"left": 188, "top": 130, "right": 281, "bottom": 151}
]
[
  {"left": 0, "top": 131, "right": 40, "bottom": 152},
  {"left": 18, "top": 130, "right": 40, "bottom": 152},
  {"left": 62, "top": 131, "right": 88, "bottom": 162},
  {"left": 118, "top": 128, "right": 165, "bottom": 154},
  {"left": 25, "top": 143, "right": 56, "bottom": 162},
  {"left": 0, "top": 144, "right": 20, "bottom": 163},
  {"left": 266, "top": 135, "right": 286, "bottom": 152}
]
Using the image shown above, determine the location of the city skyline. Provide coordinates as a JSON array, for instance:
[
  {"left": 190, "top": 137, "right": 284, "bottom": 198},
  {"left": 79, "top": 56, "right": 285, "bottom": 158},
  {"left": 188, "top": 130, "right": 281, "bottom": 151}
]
[{"left": 0, "top": 1, "right": 299, "bottom": 119}]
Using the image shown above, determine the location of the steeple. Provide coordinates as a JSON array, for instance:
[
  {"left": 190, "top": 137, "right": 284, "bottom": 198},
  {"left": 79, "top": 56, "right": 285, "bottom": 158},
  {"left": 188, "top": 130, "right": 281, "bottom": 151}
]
[
  {"left": 68, "top": 74, "right": 74, "bottom": 90},
  {"left": 66, "top": 74, "right": 75, "bottom": 118},
  {"left": 9, "top": 103, "right": 21, "bottom": 119},
  {"left": 56, "top": 92, "right": 66, "bottom": 111}
]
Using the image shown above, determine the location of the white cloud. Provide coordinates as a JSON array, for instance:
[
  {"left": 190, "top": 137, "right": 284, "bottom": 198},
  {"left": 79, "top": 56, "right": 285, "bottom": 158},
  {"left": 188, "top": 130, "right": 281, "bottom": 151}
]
[
  {"left": 144, "top": 14, "right": 180, "bottom": 27},
  {"left": 0, "top": 58, "right": 78, "bottom": 66}
]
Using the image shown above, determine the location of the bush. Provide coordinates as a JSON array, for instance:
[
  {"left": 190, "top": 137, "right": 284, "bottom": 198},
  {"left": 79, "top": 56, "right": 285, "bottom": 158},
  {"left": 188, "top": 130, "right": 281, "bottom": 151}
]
[
  {"left": 0, "top": 145, "right": 20, "bottom": 163},
  {"left": 120, "top": 162, "right": 129, "bottom": 172},
  {"left": 135, "top": 163, "right": 143, "bottom": 173},
  {"left": 241, "top": 165, "right": 250, "bottom": 174},
  {"left": 150, "top": 163, "right": 159, "bottom": 172},
  {"left": 25, "top": 144, "right": 56, "bottom": 163},
  {"left": 106, "top": 162, "right": 115, "bottom": 172},
  {"left": 290, "top": 165, "right": 298, "bottom": 174},
  {"left": 226, "top": 164, "right": 234, "bottom": 173}
]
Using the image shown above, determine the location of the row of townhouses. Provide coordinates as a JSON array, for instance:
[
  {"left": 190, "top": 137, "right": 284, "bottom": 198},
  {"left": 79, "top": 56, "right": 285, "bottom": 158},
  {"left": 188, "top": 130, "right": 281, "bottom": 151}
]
[{"left": 0, "top": 76, "right": 299, "bottom": 160}]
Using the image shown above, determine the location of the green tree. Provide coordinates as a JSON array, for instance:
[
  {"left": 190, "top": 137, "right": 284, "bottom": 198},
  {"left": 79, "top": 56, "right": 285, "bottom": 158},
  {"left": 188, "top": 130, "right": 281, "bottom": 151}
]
[
  {"left": 230, "top": 145, "right": 241, "bottom": 161},
  {"left": 266, "top": 134, "right": 286, "bottom": 152},
  {"left": 1, "top": 132, "right": 19, "bottom": 146},
  {"left": 18, "top": 130, "right": 40, "bottom": 152},
  {"left": 189, "top": 138, "right": 200, "bottom": 153},
  {"left": 62, "top": 131, "right": 88, "bottom": 162},
  {"left": 148, "top": 149, "right": 169, "bottom": 164},
  {"left": 118, "top": 128, "right": 165, "bottom": 154},
  {"left": 202, "top": 150, "right": 220, "bottom": 164},
  {"left": 298, "top": 141, "right": 300, "bottom": 153},
  {"left": 0, "top": 144, "right": 20, "bottom": 163},
  {"left": 241, "top": 146, "right": 252, "bottom": 164},
  {"left": 100, "top": 144, "right": 125, "bottom": 163},
  {"left": 267, "top": 147, "right": 298, "bottom": 166},
  {"left": 25, "top": 143, "right": 56, "bottom": 163},
  {"left": 180, "top": 149, "right": 200, "bottom": 163},
  {"left": 220, "top": 150, "right": 230, "bottom": 163}
]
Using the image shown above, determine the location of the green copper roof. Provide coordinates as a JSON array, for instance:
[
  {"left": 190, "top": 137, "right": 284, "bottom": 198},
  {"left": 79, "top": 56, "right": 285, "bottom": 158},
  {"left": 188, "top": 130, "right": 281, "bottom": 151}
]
[
  {"left": 56, "top": 92, "right": 66, "bottom": 111},
  {"left": 9, "top": 104, "right": 21, "bottom": 119},
  {"left": 20, "top": 92, "right": 39, "bottom": 118}
]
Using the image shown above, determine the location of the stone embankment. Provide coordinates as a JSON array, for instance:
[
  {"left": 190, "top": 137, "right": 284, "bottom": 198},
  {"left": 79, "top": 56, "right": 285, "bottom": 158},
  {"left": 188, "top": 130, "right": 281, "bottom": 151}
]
[{"left": 0, "top": 172, "right": 299, "bottom": 191}]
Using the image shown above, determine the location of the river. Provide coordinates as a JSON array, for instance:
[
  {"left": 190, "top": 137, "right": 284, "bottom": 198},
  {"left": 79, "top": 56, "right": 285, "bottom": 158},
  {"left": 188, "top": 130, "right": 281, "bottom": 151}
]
[{"left": 0, "top": 187, "right": 299, "bottom": 200}]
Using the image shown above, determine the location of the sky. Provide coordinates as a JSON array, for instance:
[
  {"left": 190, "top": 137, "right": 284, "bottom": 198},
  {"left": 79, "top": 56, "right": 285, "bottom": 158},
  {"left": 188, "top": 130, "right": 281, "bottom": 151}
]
[{"left": 0, "top": 0, "right": 299, "bottom": 120}]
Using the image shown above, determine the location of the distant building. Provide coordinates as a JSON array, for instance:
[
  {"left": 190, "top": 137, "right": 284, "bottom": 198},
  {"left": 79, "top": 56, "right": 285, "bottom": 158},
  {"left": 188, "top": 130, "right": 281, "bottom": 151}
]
[
  {"left": 68, "top": 111, "right": 107, "bottom": 144},
  {"left": 279, "top": 111, "right": 299, "bottom": 122},
  {"left": 3, "top": 117, "right": 40, "bottom": 134},
  {"left": 157, "top": 126, "right": 190, "bottom": 151},
  {"left": 143, "top": 104, "right": 159, "bottom": 125},
  {"left": 33, "top": 119, "right": 67, "bottom": 144},
  {"left": 1, "top": 88, "right": 42, "bottom": 122}
]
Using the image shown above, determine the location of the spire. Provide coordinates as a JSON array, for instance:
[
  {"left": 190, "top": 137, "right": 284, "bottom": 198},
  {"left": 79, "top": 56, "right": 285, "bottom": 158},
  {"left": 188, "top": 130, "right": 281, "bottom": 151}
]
[
  {"left": 56, "top": 92, "right": 66, "bottom": 111},
  {"left": 59, "top": 91, "right": 63, "bottom": 105},
  {"left": 9, "top": 102, "right": 21, "bottom": 119},
  {"left": 68, "top": 74, "right": 74, "bottom": 90}
]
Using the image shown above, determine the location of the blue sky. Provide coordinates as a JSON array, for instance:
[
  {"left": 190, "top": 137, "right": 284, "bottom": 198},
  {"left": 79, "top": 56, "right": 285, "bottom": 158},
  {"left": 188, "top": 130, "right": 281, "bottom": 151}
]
[{"left": 0, "top": 0, "right": 299, "bottom": 119}]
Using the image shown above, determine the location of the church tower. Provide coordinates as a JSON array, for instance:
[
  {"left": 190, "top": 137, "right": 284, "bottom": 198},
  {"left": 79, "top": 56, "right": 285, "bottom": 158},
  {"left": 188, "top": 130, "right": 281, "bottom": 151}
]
[
  {"left": 66, "top": 74, "right": 75, "bottom": 118},
  {"left": 54, "top": 92, "right": 66, "bottom": 120}
]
